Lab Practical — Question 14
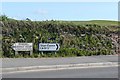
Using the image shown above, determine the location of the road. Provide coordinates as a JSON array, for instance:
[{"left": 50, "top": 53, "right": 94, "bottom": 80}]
[
  {"left": 2, "top": 66, "right": 118, "bottom": 78},
  {"left": 2, "top": 55, "right": 118, "bottom": 68}
]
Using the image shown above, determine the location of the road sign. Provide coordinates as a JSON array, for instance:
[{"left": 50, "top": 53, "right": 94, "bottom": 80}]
[
  {"left": 39, "top": 43, "right": 60, "bottom": 51},
  {"left": 12, "top": 43, "right": 33, "bottom": 51}
]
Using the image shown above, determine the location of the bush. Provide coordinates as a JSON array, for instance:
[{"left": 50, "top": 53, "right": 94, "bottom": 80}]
[{"left": 2, "top": 16, "right": 114, "bottom": 58}]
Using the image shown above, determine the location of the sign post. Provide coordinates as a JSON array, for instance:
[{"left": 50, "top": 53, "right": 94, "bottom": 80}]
[
  {"left": 15, "top": 51, "right": 18, "bottom": 55},
  {"left": 39, "top": 43, "right": 60, "bottom": 51},
  {"left": 12, "top": 43, "right": 33, "bottom": 55}
]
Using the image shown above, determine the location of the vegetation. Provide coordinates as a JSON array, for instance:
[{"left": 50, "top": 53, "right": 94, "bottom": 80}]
[{"left": 0, "top": 15, "right": 119, "bottom": 58}]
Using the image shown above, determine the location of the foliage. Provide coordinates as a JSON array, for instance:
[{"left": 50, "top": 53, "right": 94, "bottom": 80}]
[{"left": 1, "top": 15, "right": 118, "bottom": 58}]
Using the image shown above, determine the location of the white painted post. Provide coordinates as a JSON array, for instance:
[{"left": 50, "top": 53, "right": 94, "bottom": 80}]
[
  {"left": 15, "top": 51, "right": 18, "bottom": 55},
  {"left": 30, "top": 51, "right": 33, "bottom": 55},
  {"left": 55, "top": 52, "right": 56, "bottom": 55},
  {"left": 41, "top": 52, "right": 43, "bottom": 55}
]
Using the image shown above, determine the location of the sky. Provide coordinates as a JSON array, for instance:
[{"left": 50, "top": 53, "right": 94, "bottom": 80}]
[{"left": 1, "top": 2, "right": 118, "bottom": 21}]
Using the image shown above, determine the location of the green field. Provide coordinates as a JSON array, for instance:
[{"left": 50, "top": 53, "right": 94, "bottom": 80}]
[
  {"left": 47, "top": 20, "right": 118, "bottom": 32},
  {"left": 72, "top": 20, "right": 118, "bottom": 25},
  {"left": 53, "top": 20, "right": 118, "bottom": 25}
]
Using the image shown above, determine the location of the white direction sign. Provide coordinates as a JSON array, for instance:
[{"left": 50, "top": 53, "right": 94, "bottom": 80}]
[
  {"left": 39, "top": 43, "right": 60, "bottom": 51},
  {"left": 12, "top": 43, "right": 33, "bottom": 51}
]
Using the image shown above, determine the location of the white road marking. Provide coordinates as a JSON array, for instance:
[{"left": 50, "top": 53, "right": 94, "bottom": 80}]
[{"left": 2, "top": 64, "right": 118, "bottom": 74}]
